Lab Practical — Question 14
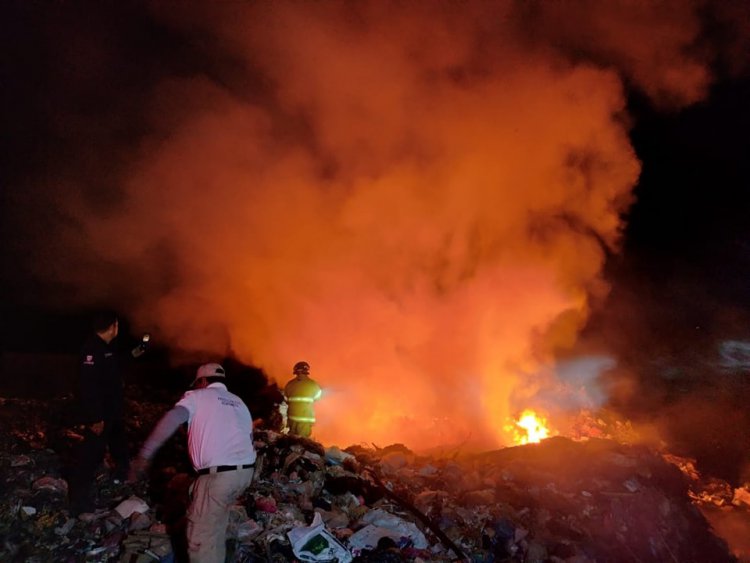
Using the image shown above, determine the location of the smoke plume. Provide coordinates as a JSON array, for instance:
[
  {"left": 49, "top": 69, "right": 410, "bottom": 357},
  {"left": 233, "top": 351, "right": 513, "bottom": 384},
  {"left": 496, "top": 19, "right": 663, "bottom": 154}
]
[{"left": 6, "top": 1, "right": 744, "bottom": 449}]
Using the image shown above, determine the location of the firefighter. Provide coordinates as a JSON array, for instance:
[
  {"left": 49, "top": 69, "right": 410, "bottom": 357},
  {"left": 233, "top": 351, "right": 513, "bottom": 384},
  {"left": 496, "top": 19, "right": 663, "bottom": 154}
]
[{"left": 283, "top": 361, "right": 322, "bottom": 438}]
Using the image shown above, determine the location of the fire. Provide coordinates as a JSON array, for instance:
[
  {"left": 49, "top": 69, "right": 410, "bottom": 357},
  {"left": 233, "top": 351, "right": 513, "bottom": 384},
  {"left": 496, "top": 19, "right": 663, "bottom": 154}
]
[{"left": 507, "top": 409, "right": 551, "bottom": 445}]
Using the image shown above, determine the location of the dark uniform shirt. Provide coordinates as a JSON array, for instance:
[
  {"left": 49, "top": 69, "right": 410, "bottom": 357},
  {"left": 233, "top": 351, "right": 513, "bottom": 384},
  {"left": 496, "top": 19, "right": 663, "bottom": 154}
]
[{"left": 79, "top": 334, "right": 123, "bottom": 424}]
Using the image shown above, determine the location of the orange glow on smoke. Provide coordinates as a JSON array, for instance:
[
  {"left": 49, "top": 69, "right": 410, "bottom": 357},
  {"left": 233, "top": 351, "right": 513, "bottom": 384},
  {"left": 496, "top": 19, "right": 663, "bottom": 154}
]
[
  {"left": 52, "top": 3, "right": 719, "bottom": 451},
  {"left": 506, "top": 409, "right": 552, "bottom": 445}
]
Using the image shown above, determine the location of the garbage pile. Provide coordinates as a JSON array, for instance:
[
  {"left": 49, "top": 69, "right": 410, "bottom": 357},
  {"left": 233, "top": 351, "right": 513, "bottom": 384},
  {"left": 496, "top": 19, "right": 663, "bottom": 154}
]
[
  {"left": 0, "top": 393, "right": 745, "bottom": 562},
  {"left": 227, "top": 433, "right": 743, "bottom": 563}
]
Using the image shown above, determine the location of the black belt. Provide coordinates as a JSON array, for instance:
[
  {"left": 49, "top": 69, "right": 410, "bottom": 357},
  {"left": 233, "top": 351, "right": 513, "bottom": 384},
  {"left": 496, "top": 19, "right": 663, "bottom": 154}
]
[{"left": 196, "top": 463, "right": 254, "bottom": 476}]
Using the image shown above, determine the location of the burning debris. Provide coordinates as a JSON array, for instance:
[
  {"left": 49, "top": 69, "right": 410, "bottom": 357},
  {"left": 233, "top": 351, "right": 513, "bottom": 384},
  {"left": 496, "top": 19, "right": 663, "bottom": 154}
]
[
  {"left": 0, "top": 390, "right": 746, "bottom": 562},
  {"left": 505, "top": 410, "right": 551, "bottom": 446}
]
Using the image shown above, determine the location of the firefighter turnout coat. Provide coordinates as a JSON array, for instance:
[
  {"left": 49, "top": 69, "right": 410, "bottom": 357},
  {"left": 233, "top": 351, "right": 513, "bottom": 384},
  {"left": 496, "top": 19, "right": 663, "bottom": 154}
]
[{"left": 284, "top": 376, "right": 322, "bottom": 428}]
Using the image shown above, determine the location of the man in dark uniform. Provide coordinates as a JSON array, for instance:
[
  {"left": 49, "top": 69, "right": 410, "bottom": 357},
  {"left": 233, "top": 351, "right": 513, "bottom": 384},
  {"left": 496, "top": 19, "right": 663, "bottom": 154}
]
[{"left": 68, "top": 311, "right": 131, "bottom": 515}]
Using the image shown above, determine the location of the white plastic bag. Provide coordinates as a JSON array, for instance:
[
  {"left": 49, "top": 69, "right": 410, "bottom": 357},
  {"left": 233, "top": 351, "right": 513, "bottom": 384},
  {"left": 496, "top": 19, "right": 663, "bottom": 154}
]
[
  {"left": 114, "top": 495, "right": 150, "bottom": 519},
  {"left": 287, "top": 512, "right": 352, "bottom": 562},
  {"left": 349, "top": 509, "right": 428, "bottom": 551}
]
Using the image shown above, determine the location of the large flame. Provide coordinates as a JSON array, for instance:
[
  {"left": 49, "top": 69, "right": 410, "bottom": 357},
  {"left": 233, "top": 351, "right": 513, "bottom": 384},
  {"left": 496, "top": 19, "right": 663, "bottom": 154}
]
[
  {"left": 507, "top": 409, "right": 552, "bottom": 445},
  {"left": 27, "top": 2, "right": 726, "bottom": 451}
]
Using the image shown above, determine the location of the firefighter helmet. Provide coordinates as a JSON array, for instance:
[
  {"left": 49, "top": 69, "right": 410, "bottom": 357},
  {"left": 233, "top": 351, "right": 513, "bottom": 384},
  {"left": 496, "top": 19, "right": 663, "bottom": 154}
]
[{"left": 293, "top": 361, "right": 310, "bottom": 375}]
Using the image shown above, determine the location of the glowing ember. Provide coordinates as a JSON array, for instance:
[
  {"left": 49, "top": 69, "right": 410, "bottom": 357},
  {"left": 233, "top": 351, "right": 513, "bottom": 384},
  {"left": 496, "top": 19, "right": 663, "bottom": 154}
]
[{"left": 508, "top": 409, "right": 551, "bottom": 445}]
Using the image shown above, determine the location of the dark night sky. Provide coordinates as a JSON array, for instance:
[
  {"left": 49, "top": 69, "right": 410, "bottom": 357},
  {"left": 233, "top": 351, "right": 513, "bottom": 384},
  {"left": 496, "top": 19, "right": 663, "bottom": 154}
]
[
  {"left": 1, "top": 1, "right": 749, "bottom": 477},
  {"left": 593, "top": 77, "right": 750, "bottom": 353}
]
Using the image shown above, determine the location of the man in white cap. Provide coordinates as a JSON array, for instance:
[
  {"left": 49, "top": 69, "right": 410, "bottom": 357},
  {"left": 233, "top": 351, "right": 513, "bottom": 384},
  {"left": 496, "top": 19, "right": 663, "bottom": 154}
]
[{"left": 129, "top": 363, "right": 256, "bottom": 563}]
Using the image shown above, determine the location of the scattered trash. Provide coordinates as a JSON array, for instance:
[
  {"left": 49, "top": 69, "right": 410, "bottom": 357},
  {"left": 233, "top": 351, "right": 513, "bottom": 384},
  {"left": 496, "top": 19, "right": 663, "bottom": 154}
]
[
  {"left": 288, "top": 511, "right": 353, "bottom": 562},
  {"left": 354, "top": 509, "right": 428, "bottom": 549},
  {"left": 733, "top": 486, "right": 750, "bottom": 508},
  {"left": 11, "top": 454, "right": 33, "bottom": 467},
  {"left": 0, "top": 393, "right": 743, "bottom": 562},
  {"left": 325, "top": 446, "right": 356, "bottom": 466},
  {"left": 119, "top": 530, "right": 173, "bottom": 562},
  {"left": 32, "top": 475, "right": 68, "bottom": 494},
  {"left": 54, "top": 518, "right": 76, "bottom": 535},
  {"left": 115, "top": 496, "right": 150, "bottom": 519}
]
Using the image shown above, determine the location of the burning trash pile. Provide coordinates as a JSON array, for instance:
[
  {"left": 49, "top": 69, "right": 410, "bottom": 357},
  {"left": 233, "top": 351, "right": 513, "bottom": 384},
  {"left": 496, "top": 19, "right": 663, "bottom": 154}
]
[{"left": 0, "top": 393, "right": 746, "bottom": 562}]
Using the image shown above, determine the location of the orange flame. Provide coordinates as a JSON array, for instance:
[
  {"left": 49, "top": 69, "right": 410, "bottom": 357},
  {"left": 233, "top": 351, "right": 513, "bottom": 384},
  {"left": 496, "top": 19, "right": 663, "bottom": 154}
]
[{"left": 507, "top": 409, "right": 551, "bottom": 445}]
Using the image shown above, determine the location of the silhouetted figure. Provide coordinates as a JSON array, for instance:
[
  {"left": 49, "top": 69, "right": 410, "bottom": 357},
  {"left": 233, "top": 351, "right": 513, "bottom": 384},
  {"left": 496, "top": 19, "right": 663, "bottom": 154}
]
[
  {"left": 284, "top": 361, "right": 322, "bottom": 438},
  {"left": 68, "top": 311, "right": 128, "bottom": 515}
]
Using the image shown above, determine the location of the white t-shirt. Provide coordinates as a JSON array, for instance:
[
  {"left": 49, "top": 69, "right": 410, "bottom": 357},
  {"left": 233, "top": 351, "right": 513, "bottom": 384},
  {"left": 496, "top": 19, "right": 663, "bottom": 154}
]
[{"left": 175, "top": 382, "right": 256, "bottom": 471}]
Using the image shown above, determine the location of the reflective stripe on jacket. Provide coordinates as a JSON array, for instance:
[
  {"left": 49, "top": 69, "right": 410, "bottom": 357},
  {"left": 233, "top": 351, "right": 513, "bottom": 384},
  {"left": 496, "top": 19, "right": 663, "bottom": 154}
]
[{"left": 284, "top": 377, "right": 321, "bottom": 423}]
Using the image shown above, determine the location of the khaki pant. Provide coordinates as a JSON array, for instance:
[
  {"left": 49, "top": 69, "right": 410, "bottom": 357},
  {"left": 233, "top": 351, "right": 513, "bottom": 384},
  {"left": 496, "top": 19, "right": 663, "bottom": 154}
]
[{"left": 187, "top": 467, "right": 254, "bottom": 563}]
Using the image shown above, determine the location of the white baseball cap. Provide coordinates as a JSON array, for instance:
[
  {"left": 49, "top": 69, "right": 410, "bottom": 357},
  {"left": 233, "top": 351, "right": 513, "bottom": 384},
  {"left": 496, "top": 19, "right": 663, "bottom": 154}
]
[{"left": 192, "top": 362, "right": 226, "bottom": 385}]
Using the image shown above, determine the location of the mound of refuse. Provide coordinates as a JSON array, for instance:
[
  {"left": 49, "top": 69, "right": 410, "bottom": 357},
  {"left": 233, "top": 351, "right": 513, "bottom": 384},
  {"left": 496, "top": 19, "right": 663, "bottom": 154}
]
[{"left": 0, "top": 393, "right": 745, "bottom": 562}]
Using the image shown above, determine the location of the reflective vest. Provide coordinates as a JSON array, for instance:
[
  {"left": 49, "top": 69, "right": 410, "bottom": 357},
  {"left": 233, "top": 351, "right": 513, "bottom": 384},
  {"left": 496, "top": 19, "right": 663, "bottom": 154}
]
[{"left": 284, "top": 377, "right": 322, "bottom": 423}]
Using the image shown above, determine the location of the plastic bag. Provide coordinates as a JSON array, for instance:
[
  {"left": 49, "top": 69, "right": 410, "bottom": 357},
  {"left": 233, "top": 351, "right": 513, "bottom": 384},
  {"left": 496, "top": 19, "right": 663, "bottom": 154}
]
[
  {"left": 115, "top": 496, "right": 150, "bottom": 519},
  {"left": 287, "top": 512, "right": 353, "bottom": 562},
  {"left": 348, "top": 509, "right": 428, "bottom": 552}
]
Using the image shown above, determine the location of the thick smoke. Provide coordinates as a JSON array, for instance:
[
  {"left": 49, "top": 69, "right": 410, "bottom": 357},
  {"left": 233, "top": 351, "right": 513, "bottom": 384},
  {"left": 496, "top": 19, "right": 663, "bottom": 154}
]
[{"left": 8, "top": 2, "right": 743, "bottom": 449}]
